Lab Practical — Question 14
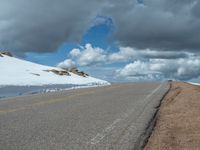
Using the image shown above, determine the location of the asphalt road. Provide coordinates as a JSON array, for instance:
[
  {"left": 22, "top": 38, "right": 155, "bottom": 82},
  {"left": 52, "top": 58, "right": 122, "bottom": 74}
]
[{"left": 0, "top": 82, "right": 169, "bottom": 150}]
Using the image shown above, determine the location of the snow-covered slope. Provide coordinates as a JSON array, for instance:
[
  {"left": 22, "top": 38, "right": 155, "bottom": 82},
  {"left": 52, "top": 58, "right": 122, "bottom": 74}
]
[
  {"left": 0, "top": 54, "right": 110, "bottom": 86},
  {"left": 188, "top": 82, "right": 200, "bottom": 86}
]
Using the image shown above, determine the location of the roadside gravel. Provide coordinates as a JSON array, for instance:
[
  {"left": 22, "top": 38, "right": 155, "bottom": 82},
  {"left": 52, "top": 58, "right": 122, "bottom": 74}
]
[{"left": 144, "top": 82, "right": 200, "bottom": 150}]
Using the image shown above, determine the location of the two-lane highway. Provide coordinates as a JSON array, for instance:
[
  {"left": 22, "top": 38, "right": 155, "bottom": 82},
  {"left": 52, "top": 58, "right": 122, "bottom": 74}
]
[{"left": 0, "top": 83, "right": 169, "bottom": 150}]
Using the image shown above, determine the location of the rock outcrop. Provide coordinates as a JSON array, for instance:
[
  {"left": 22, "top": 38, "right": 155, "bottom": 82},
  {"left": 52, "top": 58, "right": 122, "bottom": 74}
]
[
  {"left": 69, "top": 67, "right": 89, "bottom": 77},
  {"left": 44, "top": 69, "right": 70, "bottom": 76},
  {"left": 0, "top": 51, "right": 13, "bottom": 57}
]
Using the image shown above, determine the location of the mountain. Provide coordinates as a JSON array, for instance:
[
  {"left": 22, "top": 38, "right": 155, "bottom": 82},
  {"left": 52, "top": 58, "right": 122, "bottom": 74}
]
[{"left": 0, "top": 52, "right": 110, "bottom": 86}]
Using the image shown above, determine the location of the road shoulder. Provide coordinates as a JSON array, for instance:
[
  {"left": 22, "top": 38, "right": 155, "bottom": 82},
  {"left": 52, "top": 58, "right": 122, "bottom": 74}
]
[{"left": 144, "top": 82, "right": 200, "bottom": 150}]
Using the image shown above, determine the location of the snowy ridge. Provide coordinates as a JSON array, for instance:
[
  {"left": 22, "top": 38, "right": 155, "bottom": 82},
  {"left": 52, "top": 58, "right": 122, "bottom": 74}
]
[
  {"left": 188, "top": 82, "right": 200, "bottom": 86},
  {"left": 0, "top": 54, "right": 110, "bottom": 86}
]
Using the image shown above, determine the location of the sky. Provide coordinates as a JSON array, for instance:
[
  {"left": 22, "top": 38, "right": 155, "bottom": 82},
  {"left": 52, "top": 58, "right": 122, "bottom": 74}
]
[{"left": 0, "top": 0, "right": 200, "bottom": 83}]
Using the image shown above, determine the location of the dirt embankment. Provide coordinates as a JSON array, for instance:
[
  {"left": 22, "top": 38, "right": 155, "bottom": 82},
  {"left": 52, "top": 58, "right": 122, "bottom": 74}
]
[{"left": 144, "top": 82, "right": 200, "bottom": 150}]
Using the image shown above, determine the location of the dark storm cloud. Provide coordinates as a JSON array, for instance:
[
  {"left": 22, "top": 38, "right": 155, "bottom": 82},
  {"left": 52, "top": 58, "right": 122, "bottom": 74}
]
[
  {"left": 1, "top": 0, "right": 200, "bottom": 54},
  {"left": 0, "top": 0, "right": 107, "bottom": 54},
  {"left": 103, "top": 0, "right": 200, "bottom": 52}
]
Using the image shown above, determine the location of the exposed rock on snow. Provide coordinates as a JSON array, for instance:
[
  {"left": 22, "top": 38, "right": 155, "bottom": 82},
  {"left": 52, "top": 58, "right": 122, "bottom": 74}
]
[
  {"left": 44, "top": 69, "right": 70, "bottom": 76},
  {"left": 69, "top": 67, "right": 89, "bottom": 77},
  {"left": 0, "top": 51, "right": 13, "bottom": 57}
]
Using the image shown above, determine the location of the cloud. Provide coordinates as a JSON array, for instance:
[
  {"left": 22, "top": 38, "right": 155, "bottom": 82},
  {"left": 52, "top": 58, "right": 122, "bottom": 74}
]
[
  {"left": 1, "top": 0, "right": 200, "bottom": 55},
  {"left": 102, "top": 0, "right": 200, "bottom": 52},
  {"left": 57, "top": 59, "right": 75, "bottom": 69},
  {"left": 0, "top": 0, "right": 106, "bottom": 54},
  {"left": 108, "top": 47, "right": 136, "bottom": 62},
  {"left": 58, "top": 43, "right": 200, "bottom": 81},
  {"left": 59, "top": 43, "right": 193, "bottom": 67},
  {"left": 116, "top": 57, "right": 200, "bottom": 81},
  {"left": 68, "top": 44, "right": 107, "bottom": 66},
  {"left": 58, "top": 44, "right": 107, "bottom": 67},
  {"left": 116, "top": 61, "right": 158, "bottom": 77},
  {"left": 109, "top": 47, "right": 189, "bottom": 62},
  {"left": 70, "top": 49, "right": 81, "bottom": 57}
]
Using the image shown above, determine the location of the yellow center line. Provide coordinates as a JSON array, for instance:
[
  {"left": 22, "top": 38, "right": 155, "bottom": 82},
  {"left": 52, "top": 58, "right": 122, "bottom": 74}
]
[{"left": 0, "top": 90, "right": 95, "bottom": 115}]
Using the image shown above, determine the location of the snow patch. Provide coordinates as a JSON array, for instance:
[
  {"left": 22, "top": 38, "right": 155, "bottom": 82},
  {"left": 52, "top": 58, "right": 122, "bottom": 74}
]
[
  {"left": 0, "top": 54, "right": 110, "bottom": 86},
  {"left": 0, "top": 54, "right": 110, "bottom": 99},
  {"left": 188, "top": 82, "right": 200, "bottom": 86}
]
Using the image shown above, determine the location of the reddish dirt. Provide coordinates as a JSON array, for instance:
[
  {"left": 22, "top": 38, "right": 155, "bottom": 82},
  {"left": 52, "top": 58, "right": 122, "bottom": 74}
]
[{"left": 144, "top": 82, "right": 200, "bottom": 150}]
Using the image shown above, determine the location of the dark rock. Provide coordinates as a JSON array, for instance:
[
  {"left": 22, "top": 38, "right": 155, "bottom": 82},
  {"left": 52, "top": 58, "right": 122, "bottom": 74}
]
[
  {"left": 0, "top": 51, "right": 13, "bottom": 57},
  {"left": 43, "top": 69, "right": 70, "bottom": 76}
]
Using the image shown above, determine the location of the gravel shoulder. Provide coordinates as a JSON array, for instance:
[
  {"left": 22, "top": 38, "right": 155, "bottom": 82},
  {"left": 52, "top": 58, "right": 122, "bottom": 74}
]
[{"left": 144, "top": 82, "right": 200, "bottom": 150}]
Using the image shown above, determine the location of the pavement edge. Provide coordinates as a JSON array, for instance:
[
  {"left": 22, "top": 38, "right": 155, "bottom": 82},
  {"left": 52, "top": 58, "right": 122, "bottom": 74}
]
[{"left": 134, "top": 81, "right": 172, "bottom": 150}]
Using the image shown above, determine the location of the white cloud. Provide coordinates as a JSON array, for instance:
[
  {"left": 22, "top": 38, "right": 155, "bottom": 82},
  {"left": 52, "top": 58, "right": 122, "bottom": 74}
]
[
  {"left": 116, "top": 60, "right": 163, "bottom": 81},
  {"left": 57, "top": 59, "right": 75, "bottom": 69},
  {"left": 70, "top": 48, "right": 81, "bottom": 57},
  {"left": 57, "top": 44, "right": 200, "bottom": 81},
  {"left": 108, "top": 47, "right": 136, "bottom": 62},
  {"left": 116, "top": 57, "right": 200, "bottom": 81},
  {"left": 59, "top": 44, "right": 191, "bottom": 68},
  {"left": 61, "top": 44, "right": 107, "bottom": 67},
  {"left": 77, "top": 44, "right": 107, "bottom": 66},
  {"left": 116, "top": 60, "right": 156, "bottom": 76}
]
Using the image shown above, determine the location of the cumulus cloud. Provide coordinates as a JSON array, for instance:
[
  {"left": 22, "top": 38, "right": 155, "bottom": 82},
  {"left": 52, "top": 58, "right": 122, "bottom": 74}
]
[
  {"left": 59, "top": 43, "right": 193, "bottom": 67},
  {"left": 70, "top": 49, "right": 81, "bottom": 57},
  {"left": 116, "top": 61, "right": 159, "bottom": 77},
  {"left": 58, "top": 44, "right": 107, "bottom": 67},
  {"left": 57, "top": 59, "right": 75, "bottom": 69},
  {"left": 117, "top": 57, "right": 200, "bottom": 81},
  {"left": 65, "top": 44, "right": 107, "bottom": 66},
  {"left": 108, "top": 47, "right": 136, "bottom": 62},
  {"left": 77, "top": 44, "right": 107, "bottom": 66},
  {"left": 58, "top": 43, "right": 199, "bottom": 81}
]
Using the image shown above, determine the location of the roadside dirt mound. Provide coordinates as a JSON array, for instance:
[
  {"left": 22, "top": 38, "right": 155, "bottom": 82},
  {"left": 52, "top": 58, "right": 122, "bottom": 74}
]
[{"left": 144, "top": 82, "right": 200, "bottom": 150}]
